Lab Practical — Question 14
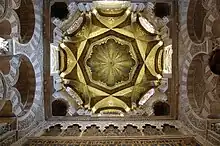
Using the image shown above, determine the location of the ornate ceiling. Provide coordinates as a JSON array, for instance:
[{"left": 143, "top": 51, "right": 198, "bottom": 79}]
[
  {"left": 1, "top": 0, "right": 220, "bottom": 145},
  {"left": 50, "top": 1, "right": 172, "bottom": 117}
]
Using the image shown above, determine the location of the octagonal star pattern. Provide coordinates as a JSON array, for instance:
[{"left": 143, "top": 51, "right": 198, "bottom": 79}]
[
  {"left": 58, "top": 8, "right": 164, "bottom": 115},
  {"left": 86, "top": 38, "right": 136, "bottom": 87},
  {"left": 83, "top": 35, "right": 141, "bottom": 93}
]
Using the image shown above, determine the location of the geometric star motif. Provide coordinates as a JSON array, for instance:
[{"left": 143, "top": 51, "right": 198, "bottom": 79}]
[{"left": 58, "top": 7, "right": 164, "bottom": 115}]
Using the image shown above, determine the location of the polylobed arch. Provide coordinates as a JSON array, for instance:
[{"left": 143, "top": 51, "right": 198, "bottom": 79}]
[
  {"left": 0, "top": 20, "right": 12, "bottom": 39},
  {"left": 15, "top": 0, "right": 35, "bottom": 44},
  {"left": 14, "top": 55, "right": 36, "bottom": 114},
  {"left": 187, "top": 0, "right": 207, "bottom": 43},
  {"left": 187, "top": 53, "right": 211, "bottom": 117}
]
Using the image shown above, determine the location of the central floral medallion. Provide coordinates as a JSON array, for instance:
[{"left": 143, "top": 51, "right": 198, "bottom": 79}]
[{"left": 86, "top": 38, "right": 135, "bottom": 87}]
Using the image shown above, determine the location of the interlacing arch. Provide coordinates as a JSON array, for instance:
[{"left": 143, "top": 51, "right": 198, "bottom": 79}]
[
  {"left": 179, "top": 1, "right": 220, "bottom": 144},
  {"left": 0, "top": 0, "right": 43, "bottom": 145},
  {"left": 187, "top": 0, "right": 207, "bottom": 43},
  {"left": 15, "top": 0, "right": 35, "bottom": 43},
  {"left": 0, "top": 55, "right": 36, "bottom": 117}
]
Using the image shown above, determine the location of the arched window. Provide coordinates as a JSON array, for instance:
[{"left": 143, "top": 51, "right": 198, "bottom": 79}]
[
  {"left": 153, "top": 101, "right": 170, "bottom": 116},
  {"left": 52, "top": 99, "right": 68, "bottom": 116},
  {"left": 154, "top": 3, "right": 170, "bottom": 18},
  {"left": 51, "top": 2, "right": 69, "bottom": 20}
]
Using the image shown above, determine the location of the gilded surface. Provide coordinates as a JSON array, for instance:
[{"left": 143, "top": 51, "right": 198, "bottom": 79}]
[
  {"left": 86, "top": 36, "right": 137, "bottom": 89},
  {"left": 53, "top": 1, "right": 172, "bottom": 116}
]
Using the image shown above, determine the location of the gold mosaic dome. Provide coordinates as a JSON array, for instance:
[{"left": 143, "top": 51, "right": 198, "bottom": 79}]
[
  {"left": 86, "top": 37, "right": 136, "bottom": 88},
  {"left": 54, "top": 1, "right": 170, "bottom": 116}
]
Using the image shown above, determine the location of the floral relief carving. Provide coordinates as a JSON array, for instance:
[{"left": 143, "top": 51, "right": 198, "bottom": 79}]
[
  {"left": 122, "top": 125, "right": 142, "bottom": 136},
  {"left": 103, "top": 125, "right": 121, "bottom": 136},
  {"left": 87, "top": 38, "right": 135, "bottom": 87},
  {"left": 61, "top": 124, "right": 81, "bottom": 136},
  {"left": 142, "top": 124, "right": 163, "bottom": 135},
  {"left": 82, "top": 125, "right": 101, "bottom": 136}
]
